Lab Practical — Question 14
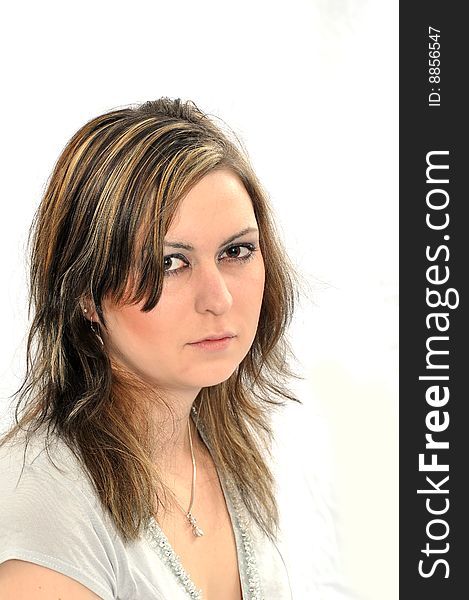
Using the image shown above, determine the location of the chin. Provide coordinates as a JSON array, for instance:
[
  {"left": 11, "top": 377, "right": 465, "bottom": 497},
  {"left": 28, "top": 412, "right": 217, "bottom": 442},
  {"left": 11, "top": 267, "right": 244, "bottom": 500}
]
[{"left": 187, "top": 363, "right": 239, "bottom": 388}]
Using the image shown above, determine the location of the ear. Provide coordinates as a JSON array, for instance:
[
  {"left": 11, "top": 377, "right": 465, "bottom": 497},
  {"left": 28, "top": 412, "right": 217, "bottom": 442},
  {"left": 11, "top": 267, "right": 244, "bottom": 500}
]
[{"left": 79, "top": 298, "right": 100, "bottom": 323}]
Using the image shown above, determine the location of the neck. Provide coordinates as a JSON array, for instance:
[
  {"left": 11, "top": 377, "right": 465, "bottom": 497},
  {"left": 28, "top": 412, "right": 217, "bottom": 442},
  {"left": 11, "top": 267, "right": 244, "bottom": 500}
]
[
  {"left": 110, "top": 361, "right": 207, "bottom": 475},
  {"left": 149, "top": 390, "right": 205, "bottom": 475}
]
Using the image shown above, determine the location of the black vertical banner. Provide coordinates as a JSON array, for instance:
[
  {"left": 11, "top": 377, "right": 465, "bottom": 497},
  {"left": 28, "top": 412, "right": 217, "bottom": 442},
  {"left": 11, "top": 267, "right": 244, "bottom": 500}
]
[{"left": 400, "top": 3, "right": 467, "bottom": 598}]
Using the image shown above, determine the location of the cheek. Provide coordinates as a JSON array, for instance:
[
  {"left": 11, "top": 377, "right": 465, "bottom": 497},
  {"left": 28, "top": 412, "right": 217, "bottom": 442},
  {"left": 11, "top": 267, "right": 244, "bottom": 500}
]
[
  {"left": 234, "top": 262, "right": 265, "bottom": 312},
  {"left": 248, "top": 259, "right": 265, "bottom": 298},
  {"left": 108, "top": 305, "right": 168, "bottom": 349}
]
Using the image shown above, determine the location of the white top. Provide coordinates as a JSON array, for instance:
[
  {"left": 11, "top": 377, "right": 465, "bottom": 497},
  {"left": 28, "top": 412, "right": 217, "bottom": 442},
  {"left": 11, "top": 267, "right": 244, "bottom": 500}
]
[{"left": 0, "top": 400, "right": 354, "bottom": 599}]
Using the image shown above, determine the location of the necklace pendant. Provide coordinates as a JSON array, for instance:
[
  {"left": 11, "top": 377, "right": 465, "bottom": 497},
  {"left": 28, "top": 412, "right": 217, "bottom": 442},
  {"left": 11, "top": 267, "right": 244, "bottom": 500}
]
[
  {"left": 187, "top": 513, "right": 204, "bottom": 537},
  {"left": 193, "top": 525, "right": 204, "bottom": 537}
]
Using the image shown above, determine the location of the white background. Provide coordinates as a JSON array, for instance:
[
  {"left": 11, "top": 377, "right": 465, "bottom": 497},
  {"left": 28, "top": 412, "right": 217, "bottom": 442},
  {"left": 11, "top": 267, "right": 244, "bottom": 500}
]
[{"left": 0, "top": 1, "right": 398, "bottom": 599}]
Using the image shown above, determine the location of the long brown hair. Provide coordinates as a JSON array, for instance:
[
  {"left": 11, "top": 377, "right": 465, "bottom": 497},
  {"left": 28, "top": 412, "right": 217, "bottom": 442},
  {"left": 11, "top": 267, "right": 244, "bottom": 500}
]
[{"left": 1, "top": 98, "right": 302, "bottom": 543}]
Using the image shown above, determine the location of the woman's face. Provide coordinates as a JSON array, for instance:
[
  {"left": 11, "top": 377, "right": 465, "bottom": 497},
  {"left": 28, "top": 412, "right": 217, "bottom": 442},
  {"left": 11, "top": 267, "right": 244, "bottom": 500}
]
[{"left": 101, "top": 168, "right": 265, "bottom": 396}]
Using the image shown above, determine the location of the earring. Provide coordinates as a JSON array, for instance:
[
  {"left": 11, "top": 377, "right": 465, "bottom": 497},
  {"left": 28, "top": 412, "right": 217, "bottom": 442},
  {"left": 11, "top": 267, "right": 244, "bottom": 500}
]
[{"left": 90, "top": 316, "right": 104, "bottom": 346}]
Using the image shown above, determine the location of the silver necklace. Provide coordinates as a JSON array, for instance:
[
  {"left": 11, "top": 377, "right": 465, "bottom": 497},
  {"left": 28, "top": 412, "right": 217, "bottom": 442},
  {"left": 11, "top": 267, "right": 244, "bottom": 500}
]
[{"left": 170, "top": 416, "right": 204, "bottom": 537}]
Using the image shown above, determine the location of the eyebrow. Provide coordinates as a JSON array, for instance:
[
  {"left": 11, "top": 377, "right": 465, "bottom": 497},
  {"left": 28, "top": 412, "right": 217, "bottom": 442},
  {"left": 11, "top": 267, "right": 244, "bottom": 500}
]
[{"left": 163, "top": 227, "right": 259, "bottom": 251}]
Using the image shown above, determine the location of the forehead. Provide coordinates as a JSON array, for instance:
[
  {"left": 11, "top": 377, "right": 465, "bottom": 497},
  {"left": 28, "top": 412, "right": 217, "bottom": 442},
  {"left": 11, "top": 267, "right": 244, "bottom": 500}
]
[{"left": 166, "top": 169, "right": 257, "bottom": 240}]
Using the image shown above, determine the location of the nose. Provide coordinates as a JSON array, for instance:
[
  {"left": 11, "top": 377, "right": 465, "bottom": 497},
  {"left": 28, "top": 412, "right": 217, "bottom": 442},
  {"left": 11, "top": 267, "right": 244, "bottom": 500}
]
[{"left": 193, "top": 263, "right": 233, "bottom": 315}]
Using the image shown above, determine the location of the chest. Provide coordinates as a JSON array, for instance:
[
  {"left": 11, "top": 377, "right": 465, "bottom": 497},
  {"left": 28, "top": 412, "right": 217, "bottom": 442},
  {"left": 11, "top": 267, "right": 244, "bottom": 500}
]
[{"left": 156, "top": 461, "right": 243, "bottom": 600}]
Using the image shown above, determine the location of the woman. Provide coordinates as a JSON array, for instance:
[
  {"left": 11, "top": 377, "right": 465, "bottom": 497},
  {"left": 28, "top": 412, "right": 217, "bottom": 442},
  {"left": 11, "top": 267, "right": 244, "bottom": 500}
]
[{"left": 0, "top": 98, "right": 348, "bottom": 599}]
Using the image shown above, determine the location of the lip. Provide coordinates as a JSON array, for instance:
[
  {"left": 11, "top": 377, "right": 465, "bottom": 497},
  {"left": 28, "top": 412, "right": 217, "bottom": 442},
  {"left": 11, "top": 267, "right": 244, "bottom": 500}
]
[
  {"left": 188, "top": 333, "right": 236, "bottom": 351},
  {"left": 190, "top": 332, "right": 236, "bottom": 344}
]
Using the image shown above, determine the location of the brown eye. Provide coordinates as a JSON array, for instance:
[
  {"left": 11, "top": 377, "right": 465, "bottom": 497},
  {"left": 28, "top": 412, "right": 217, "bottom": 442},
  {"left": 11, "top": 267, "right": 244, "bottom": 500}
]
[
  {"left": 221, "top": 244, "right": 256, "bottom": 262},
  {"left": 226, "top": 246, "right": 242, "bottom": 258},
  {"left": 163, "top": 254, "right": 189, "bottom": 276}
]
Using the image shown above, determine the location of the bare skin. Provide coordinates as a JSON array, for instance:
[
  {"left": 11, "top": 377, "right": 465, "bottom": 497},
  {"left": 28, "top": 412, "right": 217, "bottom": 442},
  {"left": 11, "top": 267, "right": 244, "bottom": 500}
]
[
  {"left": 157, "top": 431, "right": 243, "bottom": 599},
  {"left": 0, "top": 560, "right": 104, "bottom": 599}
]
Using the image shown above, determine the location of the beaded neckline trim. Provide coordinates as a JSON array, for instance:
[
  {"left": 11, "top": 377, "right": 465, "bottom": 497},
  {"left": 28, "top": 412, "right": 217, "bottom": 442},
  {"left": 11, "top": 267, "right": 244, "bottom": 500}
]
[
  {"left": 222, "top": 476, "right": 264, "bottom": 600},
  {"left": 146, "top": 517, "right": 203, "bottom": 599},
  {"left": 145, "top": 407, "right": 264, "bottom": 599}
]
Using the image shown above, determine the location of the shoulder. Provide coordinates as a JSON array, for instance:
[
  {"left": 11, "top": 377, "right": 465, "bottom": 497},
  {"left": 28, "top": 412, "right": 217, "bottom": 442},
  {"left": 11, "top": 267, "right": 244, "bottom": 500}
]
[
  {"left": 0, "top": 424, "right": 116, "bottom": 537},
  {"left": 0, "top": 426, "right": 97, "bottom": 513},
  {"left": 0, "top": 560, "right": 104, "bottom": 599},
  {"left": 0, "top": 427, "right": 119, "bottom": 600}
]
